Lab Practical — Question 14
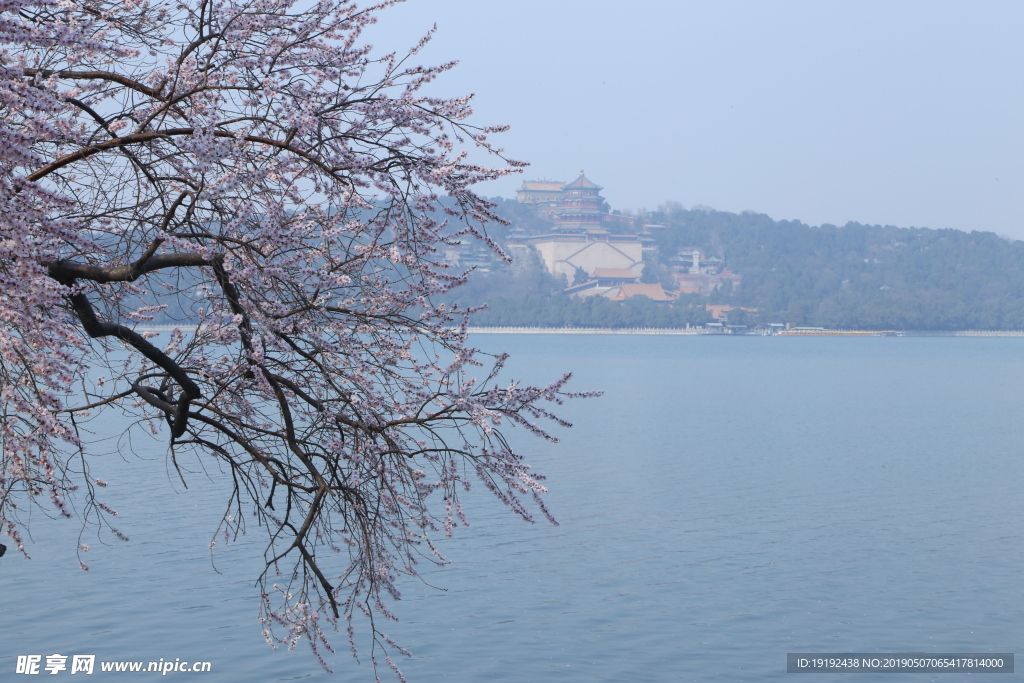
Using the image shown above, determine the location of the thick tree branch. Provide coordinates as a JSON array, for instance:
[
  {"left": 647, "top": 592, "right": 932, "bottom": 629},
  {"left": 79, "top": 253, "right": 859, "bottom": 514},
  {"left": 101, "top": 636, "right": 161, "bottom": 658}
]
[
  {"left": 27, "top": 129, "right": 348, "bottom": 182},
  {"left": 57, "top": 288, "right": 201, "bottom": 438},
  {"left": 23, "top": 68, "right": 165, "bottom": 99},
  {"left": 47, "top": 252, "right": 211, "bottom": 283}
]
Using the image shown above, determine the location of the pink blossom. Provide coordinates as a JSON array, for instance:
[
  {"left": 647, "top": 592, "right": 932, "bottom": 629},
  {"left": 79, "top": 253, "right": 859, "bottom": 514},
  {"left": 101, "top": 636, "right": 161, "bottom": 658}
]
[{"left": 0, "top": 0, "right": 594, "bottom": 676}]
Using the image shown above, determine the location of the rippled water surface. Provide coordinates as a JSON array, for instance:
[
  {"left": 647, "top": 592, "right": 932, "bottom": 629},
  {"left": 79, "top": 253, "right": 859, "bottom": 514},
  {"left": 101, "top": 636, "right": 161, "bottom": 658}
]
[{"left": 3, "top": 335, "right": 1024, "bottom": 681}]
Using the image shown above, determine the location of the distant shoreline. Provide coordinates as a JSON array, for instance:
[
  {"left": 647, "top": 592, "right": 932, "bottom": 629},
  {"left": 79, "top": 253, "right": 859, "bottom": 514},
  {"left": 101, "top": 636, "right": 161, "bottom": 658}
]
[
  {"left": 134, "top": 324, "right": 1024, "bottom": 337},
  {"left": 462, "top": 327, "right": 1024, "bottom": 336}
]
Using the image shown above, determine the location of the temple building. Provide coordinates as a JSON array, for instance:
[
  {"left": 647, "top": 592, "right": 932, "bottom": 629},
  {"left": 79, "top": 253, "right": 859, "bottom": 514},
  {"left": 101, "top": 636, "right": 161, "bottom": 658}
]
[
  {"left": 527, "top": 232, "right": 645, "bottom": 283},
  {"left": 516, "top": 171, "right": 612, "bottom": 233},
  {"left": 515, "top": 179, "right": 565, "bottom": 206},
  {"left": 566, "top": 279, "right": 675, "bottom": 303},
  {"left": 515, "top": 180, "right": 565, "bottom": 218},
  {"left": 669, "top": 247, "right": 741, "bottom": 294},
  {"left": 554, "top": 171, "right": 608, "bottom": 234},
  {"left": 511, "top": 171, "right": 648, "bottom": 287},
  {"left": 512, "top": 170, "right": 745, "bottom": 303}
]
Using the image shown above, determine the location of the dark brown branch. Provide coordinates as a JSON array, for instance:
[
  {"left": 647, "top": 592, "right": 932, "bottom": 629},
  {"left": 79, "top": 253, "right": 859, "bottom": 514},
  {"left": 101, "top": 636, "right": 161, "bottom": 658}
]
[
  {"left": 177, "top": 31, "right": 222, "bottom": 66},
  {"left": 57, "top": 288, "right": 201, "bottom": 438},
  {"left": 57, "top": 388, "right": 135, "bottom": 413},
  {"left": 298, "top": 532, "right": 340, "bottom": 618},
  {"left": 28, "top": 128, "right": 348, "bottom": 182},
  {"left": 24, "top": 68, "right": 164, "bottom": 99},
  {"left": 184, "top": 412, "right": 297, "bottom": 488},
  {"left": 46, "top": 95, "right": 162, "bottom": 189},
  {"left": 47, "top": 252, "right": 210, "bottom": 284},
  {"left": 269, "top": 373, "right": 323, "bottom": 411}
]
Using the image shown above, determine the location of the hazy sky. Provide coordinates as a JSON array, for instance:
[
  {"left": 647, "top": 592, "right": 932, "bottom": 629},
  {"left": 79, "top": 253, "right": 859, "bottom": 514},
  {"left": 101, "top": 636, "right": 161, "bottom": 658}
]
[{"left": 366, "top": 1, "right": 1024, "bottom": 238}]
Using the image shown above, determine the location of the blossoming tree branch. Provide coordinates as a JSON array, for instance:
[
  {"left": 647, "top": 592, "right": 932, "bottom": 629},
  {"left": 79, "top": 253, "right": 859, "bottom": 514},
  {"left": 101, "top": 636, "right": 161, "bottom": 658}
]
[{"left": 0, "top": 0, "right": 586, "bottom": 672}]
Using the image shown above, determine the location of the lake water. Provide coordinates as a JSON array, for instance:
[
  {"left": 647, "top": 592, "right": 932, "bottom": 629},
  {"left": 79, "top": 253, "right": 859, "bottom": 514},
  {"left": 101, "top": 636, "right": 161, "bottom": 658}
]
[{"left": 3, "top": 335, "right": 1024, "bottom": 681}]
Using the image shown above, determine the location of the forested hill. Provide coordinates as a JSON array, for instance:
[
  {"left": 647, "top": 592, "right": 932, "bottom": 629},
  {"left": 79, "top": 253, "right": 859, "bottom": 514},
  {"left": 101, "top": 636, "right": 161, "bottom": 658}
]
[
  {"left": 647, "top": 206, "right": 1024, "bottom": 330},
  {"left": 141, "top": 203, "right": 1024, "bottom": 331}
]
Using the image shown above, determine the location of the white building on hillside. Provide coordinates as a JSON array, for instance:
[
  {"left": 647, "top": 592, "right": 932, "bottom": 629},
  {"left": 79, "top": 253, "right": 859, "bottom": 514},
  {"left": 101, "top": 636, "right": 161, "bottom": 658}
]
[{"left": 527, "top": 233, "right": 644, "bottom": 282}]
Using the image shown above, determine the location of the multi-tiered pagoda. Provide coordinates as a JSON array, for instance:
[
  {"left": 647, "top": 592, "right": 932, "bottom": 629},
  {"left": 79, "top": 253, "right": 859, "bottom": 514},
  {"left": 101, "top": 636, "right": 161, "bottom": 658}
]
[{"left": 554, "top": 171, "right": 608, "bottom": 234}]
